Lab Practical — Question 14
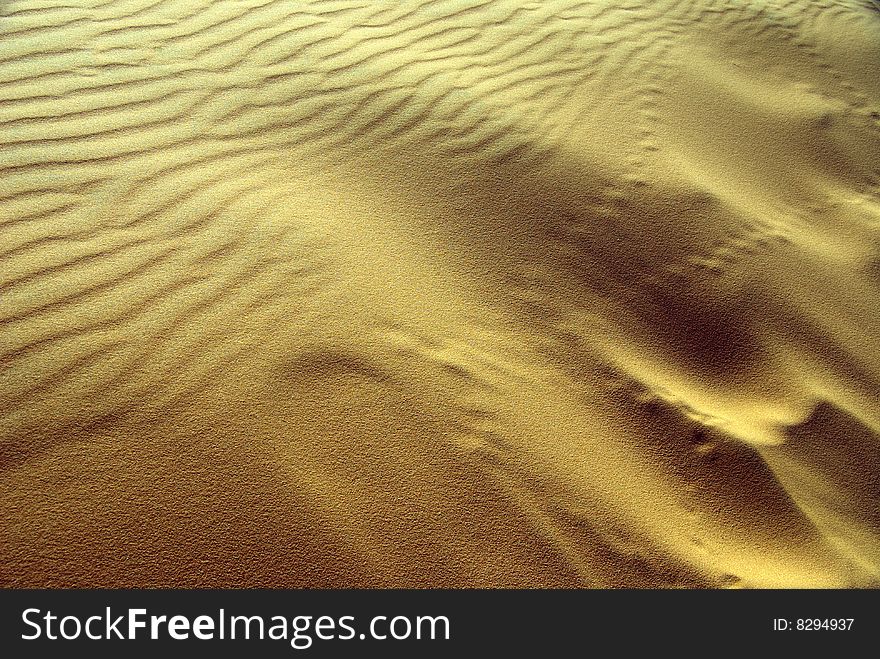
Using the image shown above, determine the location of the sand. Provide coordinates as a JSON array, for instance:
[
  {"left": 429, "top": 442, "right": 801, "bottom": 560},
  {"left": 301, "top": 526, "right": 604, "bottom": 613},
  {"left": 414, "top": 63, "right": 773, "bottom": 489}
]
[{"left": 0, "top": 0, "right": 878, "bottom": 588}]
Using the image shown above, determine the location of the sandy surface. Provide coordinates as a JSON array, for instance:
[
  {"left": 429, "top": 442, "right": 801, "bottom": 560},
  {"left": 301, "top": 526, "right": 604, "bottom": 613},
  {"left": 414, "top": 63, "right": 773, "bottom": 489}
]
[{"left": 1, "top": 0, "right": 879, "bottom": 588}]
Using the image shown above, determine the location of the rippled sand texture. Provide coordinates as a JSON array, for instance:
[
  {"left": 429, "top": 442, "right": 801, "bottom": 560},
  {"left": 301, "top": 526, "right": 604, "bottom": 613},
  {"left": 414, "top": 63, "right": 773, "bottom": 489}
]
[{"left": 1, "top": 0, "right": 879, "bottom": 588}]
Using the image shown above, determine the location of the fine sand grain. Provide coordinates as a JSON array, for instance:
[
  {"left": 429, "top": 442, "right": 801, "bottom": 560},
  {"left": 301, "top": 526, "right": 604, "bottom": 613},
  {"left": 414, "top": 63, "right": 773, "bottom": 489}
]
[{"left": 1, "top": 0, "right": 879, "bottom": 587}]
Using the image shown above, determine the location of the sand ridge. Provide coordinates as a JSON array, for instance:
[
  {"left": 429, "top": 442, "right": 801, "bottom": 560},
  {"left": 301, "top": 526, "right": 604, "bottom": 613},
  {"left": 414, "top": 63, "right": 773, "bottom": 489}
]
[{"left": 1, "top": 0, "right": 879, "bottom": 587}]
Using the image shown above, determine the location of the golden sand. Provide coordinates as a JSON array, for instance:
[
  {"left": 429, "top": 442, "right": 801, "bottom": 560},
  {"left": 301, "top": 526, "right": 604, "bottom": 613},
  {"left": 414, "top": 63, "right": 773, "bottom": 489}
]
[{"left": 1, "top": 0, "right": 879, "bottom": 587}]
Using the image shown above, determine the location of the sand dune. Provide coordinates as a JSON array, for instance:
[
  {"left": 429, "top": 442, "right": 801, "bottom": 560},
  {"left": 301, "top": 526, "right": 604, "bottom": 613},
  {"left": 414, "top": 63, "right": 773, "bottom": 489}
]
[{"left": 1, "top": 0, "right": 879, "bottom": 587}]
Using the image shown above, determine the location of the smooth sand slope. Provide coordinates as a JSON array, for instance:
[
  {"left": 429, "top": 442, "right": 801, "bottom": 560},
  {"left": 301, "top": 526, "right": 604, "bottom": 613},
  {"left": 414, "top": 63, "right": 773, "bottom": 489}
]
[{"left": 1, "top": 0, "right": 879, "bottom": 587}]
